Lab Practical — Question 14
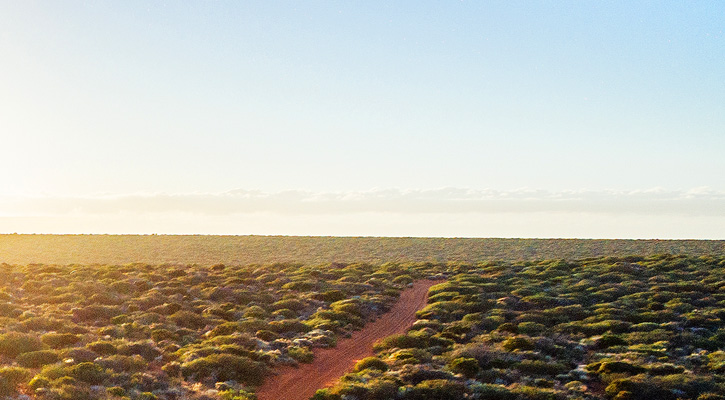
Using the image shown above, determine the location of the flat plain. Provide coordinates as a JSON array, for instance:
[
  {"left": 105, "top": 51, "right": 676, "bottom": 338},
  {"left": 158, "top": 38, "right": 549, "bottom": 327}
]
[
  {"left": 1, "top": 234, "right": 723, "bottom": 265},
  {"left": 1, "top": 236, "right": 724, "bottom": 400}
]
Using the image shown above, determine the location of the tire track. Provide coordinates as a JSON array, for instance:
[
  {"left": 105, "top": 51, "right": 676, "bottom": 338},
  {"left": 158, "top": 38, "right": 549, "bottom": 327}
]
[{"left": 256, "top": 279, "right": 439, "bottom": 400}]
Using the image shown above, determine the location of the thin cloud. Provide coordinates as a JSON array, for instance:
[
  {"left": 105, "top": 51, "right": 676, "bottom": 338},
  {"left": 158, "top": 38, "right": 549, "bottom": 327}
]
[{"left": 1, "top": 188, "right": 723, "bottom": 217}]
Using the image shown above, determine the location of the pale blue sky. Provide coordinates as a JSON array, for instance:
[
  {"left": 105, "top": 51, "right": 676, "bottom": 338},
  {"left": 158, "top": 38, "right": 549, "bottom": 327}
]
[{"left": 1, "top": 1, "right": 723, "bottom": 237}]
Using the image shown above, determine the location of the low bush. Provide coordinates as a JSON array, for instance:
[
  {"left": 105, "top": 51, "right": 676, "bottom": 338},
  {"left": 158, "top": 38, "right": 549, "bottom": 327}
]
[
  {"left": 72, "top": 305, "right": 123, "bottom": 322},
  {"left": 353, "top": 357, "right": 388, "bottom": 372},
  {"left": 87, "top": 340, "right": 117, "bottom": 355},
  {"left": 373, "top": 334, "right": 426, "bottom": 351},
  {"left": 404, "top": 379, "right": 466, "bottom": 400},
  {"left": 69, "top": 362, "right": 109, "bottom": 384},
  {"left": 312, "top": 388, "right": 342, "bottom": 400},
  {"left": 470, "top": 383, "right": 517, "bottom": 400},
  {"left": 16, "top": 350, "right": 60, "bottom": 368},
  {"left": 255, "top": 330, "right": 279, "bottom": 341},
  {"left": 28, "top": 375, "right": 51, "bottom": 390},
  {"left": 41, "top": 332, "right": 81, "bottom": 349},
  {"left": 117, "top": 341, "right": 161, "bottom": 360},
  {"left": 273, "top": 299, "right": 305, "bottom": 311},
  {"left": 168, "top": 310, "right": 207, "bottom": 329},
  {"left": 448, "top": 357, "right": 479, "bottom": 378},
  {"left": 61, "top": 347, "right": 99, "bottom": 362},
  {"left": 268, "top": 319, "right": 310, "bottom": 334},
  {"left": 502, "top": 337, "right": 535, "bottom": 351},
  {"left": 515, "top": 360, "right": 569, "bottom": 376},
  {"left": 95, "top": 354, "right": 147, "bottom": 373},
  {"left": 287, "top": 346, "right": 314, "bottom": 363},
  {"left": 511, "top": 386, "right": 563, "bottom": 400},
  {"left": 0, "top": 332, "right": 43, "bottom": 358},
  {"left": 181, "top": 354, "right": 266, "bottom": 386},
  {"left": 0, "top": 366, "right": 32, "bottom": 396}
]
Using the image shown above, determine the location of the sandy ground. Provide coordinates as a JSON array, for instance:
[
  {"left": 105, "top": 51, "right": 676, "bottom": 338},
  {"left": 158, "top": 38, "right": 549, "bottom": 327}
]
[{"left": 255, "top": 279, "right": 439, "bottom": 400}]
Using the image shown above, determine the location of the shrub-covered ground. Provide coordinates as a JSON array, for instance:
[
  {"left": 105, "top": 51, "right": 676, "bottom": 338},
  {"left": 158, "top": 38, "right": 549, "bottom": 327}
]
[
  {"left": 3, "top": 254, "right": 725, "bottom": 400},
  {"left": 0, "top": 261, "right": 433, "bottom": 400},
  {"left": 318, "top": 254, "right": 725, "bottom": 400},
  {"left": 1, "top": 234, "right": 723, "bottom": 265}
]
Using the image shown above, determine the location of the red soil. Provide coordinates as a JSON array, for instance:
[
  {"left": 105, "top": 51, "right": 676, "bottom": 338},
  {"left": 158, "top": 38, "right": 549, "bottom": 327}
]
[{"left": 255, "top": 279, "right": 440, "bottom": 400}]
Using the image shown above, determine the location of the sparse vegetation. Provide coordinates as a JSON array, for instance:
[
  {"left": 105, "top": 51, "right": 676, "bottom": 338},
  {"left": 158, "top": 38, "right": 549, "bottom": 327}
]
[{"left": 0, "top": 238, "right": 723, "bottom": 400}]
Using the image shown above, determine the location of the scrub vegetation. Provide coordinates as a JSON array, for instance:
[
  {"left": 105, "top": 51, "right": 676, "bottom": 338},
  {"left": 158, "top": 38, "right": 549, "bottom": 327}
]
[
  {"left": 0, "top": 261, "right": 432, "bottom": 399},
  {"left": 1, "top": 234, "right": 723, "bottom": 265},
  {"left": 0, "top": 249, "right": 724, "bottom": 399},
  {"left": 318, "top": 254, "right": 725, "bottom": 400}
]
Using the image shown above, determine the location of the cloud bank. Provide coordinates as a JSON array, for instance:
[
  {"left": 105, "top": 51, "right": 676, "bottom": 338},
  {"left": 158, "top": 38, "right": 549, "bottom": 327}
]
[
  {"left": 1, "top": 188, "right": 723, "bottom": 238},
  {"left": 1, "top": 187, "right": 724, "bottom": 217}
]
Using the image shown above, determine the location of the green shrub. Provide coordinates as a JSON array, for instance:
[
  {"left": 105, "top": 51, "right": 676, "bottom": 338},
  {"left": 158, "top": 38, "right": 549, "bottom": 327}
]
[
  {"left": 518, "top": 321, "right": 546, "bottom": 335},
  {"left": 243, "top": 305, "right": 268, "bottom": 319},
  {"left": 106, "top": 386, "right": 126, "bottom": 397},
  {"left": 28, "top": 375, "right": 51, "bottom": 390},
  {"left": 162, "top": 361, "right": 182, "bottom": 378},
  {"left": 271, "top": 308, "right": 297, "bottom": 319},
  {"left": 282, "top": 280, "right": 318, "bottom": 291},
  {"left": 314, "top": 290, "right": 347, "bottom": 302},
  {"left": 151, "top": 328, "right": 179, "bottom": 342},
  {"left": 597, "top": 333, "right": 628, "bottom": 348},
  {"left": 238, "top": 318, "right": 268, "bottom": 333},
  {"left": 707, "top": 350, "right": 725, "bottom": 372},
  {"left": 181, "top": 354, "right": 266, "bottom": 386},
  {"left": 448, "top": 357, "right": 479, "bottom": 378},
  {"left": 72, "top": 305, "right": 123, "bottom": 321},
  {"left": 96, "top": 354, "right": 147, "bottom": 373},
  {"left": 390, "top": 349, "right": 432, "bottom": 365},
  {"left": 255, "top": 330, "right": 278, "bottom": 341},
  {"left": 596, "top": 361, "right": 646, "bottom": 375},
  {"left": 110, "top": 314, "right": 130, "bottom": 325},
  {"left": 648, "top": 363, "right": 685, "bottom": 376},
  {"left": 311, "top": 388, "right": 342, "bottom": 400},
  {"left": 311, "top": 309, "right": 362, "bottom": 327},
  {"left": 0, "top": 367, "right": 31, "bottom": 396},
  {"left": 219, "top": 388, "right": 258, "bottom": 400},
  {"left": 268, "top": 319, "right": 310, "bottom": 334},
  {"left": 470, "top": 383, "right": 516, "bottom": 400},
  {"left": 698, "top": 394, "right": 725, "bottom": 400},
  {"left": 287, "top": 346, "right": 314, "bottom": 363},
  {"left": 41, "top": 333, "right": 80, "bottom": 349},
  {"left": 501, "top": 337, "right": 535, "bottom": 351},
  {"left": 53, "top": 383, "right": 96, "bottom": 400},
  {"left": 203, "top": 333, "right": 258, "bottom": 349},
  {"left": 168, "top": 310, "right": 206, "bottom": 329},
  {"left": 61, "top": 347, "right": 99, "bottom": 362},
  {"left": 331, "top": 302, "right": 362, "bottom": 316},
  {"left": 405, "top": 379, "right": 466, "bottom": 400},
  {"left": 16, "top": 350, "right": 60, "bottom": 368},
  {"left": 207, "top": 322, "right": 241, "bottom": 337},
  {"left": 273, "top": 298, "right": 305, "bottom": 311},
  {"left": 511, "top": 386, "right": 562, "bottom": 400},
  {"left": 0, "top": 332, "right": 43, "bottom": 358},
  {"left": 497, "top": 323, "right": 519, "bottom": 334},
  {"left": 117, "top": 341, "right": 161, "bottom": 360},
  {"left": 392, "top": 274, "right": 414, "bottom": 285},
  {"left": 69, "top": 362, "right": 108, "bottom": 384},
  {"left": 87, "top": 341, "right": 117, "bottom": 355},
  {"left": 373, "top": 334, "right": 426, "bottom": 351},
  {"left": 353, "top": 357, "right": 388, "bottom": 372},
  {"left": 515, "top": 360, "right": 569, "bottom": 376}
]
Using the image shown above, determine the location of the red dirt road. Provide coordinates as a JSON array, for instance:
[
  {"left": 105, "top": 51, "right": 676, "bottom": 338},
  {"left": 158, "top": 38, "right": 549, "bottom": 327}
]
[{"left": 256, "top": 279, "right": 439, "bottom": 400}]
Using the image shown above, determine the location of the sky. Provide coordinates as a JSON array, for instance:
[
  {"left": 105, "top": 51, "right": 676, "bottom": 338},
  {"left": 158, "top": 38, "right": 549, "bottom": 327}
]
[{"left": 0, "top": 1, "right": 723, "bottom": 238}]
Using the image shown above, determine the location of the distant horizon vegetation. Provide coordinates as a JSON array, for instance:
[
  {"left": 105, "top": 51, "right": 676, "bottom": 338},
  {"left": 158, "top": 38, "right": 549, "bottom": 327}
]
[{"left": 1, "top": 234, "right": 723, "bottom": 266}]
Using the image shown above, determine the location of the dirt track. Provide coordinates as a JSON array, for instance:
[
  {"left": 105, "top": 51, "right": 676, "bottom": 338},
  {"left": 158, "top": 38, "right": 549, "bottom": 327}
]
[{"left": 256, "top": 279, "right": 439, "bottom": 400}]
